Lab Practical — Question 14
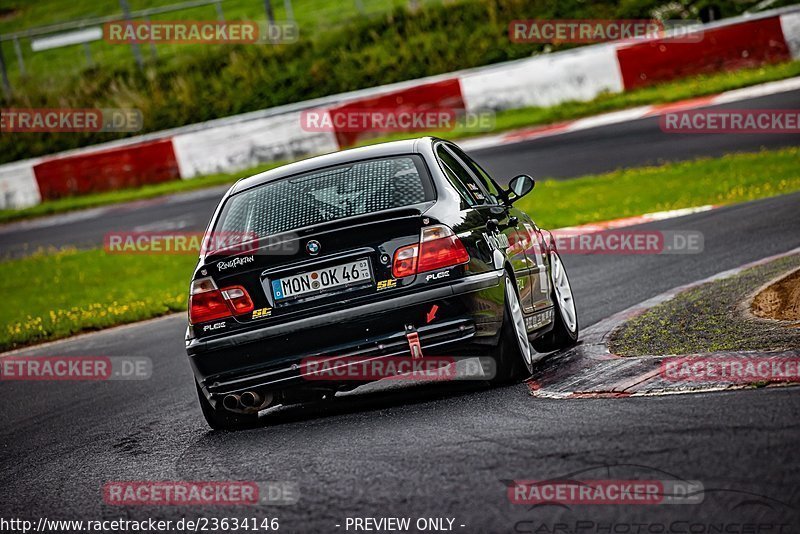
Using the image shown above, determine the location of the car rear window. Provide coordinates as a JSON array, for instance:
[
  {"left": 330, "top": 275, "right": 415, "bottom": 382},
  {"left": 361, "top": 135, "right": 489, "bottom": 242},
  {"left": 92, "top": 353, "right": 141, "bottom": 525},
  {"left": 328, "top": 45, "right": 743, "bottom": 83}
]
[{"left": 215, "top": 155, "right": 433, "bottom": 237}]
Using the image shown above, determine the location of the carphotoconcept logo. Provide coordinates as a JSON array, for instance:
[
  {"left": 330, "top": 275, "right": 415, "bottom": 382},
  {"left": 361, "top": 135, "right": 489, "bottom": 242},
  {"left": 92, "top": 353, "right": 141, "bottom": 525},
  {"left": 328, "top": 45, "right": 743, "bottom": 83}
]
[
  {"left": 1, "top": 108, "right": 142, "bottom": 133},
  {"left": 508, "top": 463, "right": 795, "bottom": 533}
]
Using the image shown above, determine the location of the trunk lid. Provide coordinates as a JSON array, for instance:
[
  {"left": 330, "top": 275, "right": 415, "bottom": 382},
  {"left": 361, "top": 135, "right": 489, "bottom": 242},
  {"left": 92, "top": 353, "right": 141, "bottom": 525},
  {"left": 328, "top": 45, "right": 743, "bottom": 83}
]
[{"left": 197, "top": 207, "right": 427, "bottom": 331}]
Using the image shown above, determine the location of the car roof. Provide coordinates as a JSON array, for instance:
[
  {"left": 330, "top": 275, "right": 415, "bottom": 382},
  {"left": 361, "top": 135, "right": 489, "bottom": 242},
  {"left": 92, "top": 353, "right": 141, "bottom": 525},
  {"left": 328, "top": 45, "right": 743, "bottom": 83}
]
[{"left": 230, "top": 137, "right": 440, "bottom": 194}]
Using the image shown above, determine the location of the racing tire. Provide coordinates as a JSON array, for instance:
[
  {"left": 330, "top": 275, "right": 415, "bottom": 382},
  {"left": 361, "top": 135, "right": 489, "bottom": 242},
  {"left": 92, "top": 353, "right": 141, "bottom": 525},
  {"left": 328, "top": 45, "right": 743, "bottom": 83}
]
[
  {"left": 532, "top": 250, "right": 579, "bottom": 352},
  {"left": 491, "top": 273, "right": 535, "bottom": 384}
]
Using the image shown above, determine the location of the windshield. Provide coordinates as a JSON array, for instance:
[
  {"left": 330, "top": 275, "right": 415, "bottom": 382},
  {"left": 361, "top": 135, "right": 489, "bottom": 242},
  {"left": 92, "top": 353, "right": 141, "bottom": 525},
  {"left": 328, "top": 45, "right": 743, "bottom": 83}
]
[{"left": 214, "top": 155, "right": 433, "bottom": 238}]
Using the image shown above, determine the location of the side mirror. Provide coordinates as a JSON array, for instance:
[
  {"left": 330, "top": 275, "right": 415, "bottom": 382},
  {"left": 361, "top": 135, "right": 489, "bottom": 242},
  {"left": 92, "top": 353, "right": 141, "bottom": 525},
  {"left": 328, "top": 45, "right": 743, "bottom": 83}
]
[{"left": 505, "top": 174, "right": 535, "bottom": 204}]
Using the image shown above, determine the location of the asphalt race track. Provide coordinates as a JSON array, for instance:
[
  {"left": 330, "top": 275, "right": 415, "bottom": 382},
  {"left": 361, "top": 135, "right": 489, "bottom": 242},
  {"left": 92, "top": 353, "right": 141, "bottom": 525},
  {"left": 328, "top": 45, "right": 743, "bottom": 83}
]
[
  {"left": 472, "top": 87, "right": 800, "bottom": 180},
  {"left": 1, "top": 88, "right": 799, "bottom": 259},
  {"left": 1, "top": 166, "right": 799, "bottom": 529}
]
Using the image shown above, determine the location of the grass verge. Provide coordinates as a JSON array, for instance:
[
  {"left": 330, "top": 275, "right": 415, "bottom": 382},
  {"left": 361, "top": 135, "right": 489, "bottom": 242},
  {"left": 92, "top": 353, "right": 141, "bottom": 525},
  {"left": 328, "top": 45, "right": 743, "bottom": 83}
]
[
  {"left": 514, "top": 147, "right": 800, "bottom": 229},
  {"left": 2, "top": 147, "right": 799, "bottom": 351},
  {"left": 1, "top": 61, "right": 799, "bottom": 226},
  {"left": 0, "top": 249, "right": 193, "bottom": 352},
  {"left": 609, "top": 255, "right": 800, "bottom": 356}
]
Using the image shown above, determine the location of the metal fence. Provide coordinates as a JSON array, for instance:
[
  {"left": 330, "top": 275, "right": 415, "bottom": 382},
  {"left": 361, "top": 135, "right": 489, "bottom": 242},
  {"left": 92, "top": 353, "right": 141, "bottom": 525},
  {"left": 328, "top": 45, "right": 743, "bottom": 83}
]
[
  {"left": 0, "top": 0, "right": 401, "bottom": 98},
  {"left": 0, "top": 0, "right": 236, "bottom": 97}
]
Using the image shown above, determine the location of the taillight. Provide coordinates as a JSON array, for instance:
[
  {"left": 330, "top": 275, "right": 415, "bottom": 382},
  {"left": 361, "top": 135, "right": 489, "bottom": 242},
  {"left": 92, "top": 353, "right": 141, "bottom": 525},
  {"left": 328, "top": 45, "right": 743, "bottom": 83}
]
[
  {"left": 189, "top": 279, "right": 229, "bottom": 324},
  {"left": 189, "top": 277, "right": 254, "bottom": 324},
  {"left": 392, "top": 244, "right": 419, "bottom": 278},
  {"left": 418, "top": 225, "right": 470, "bottom": 272},
  {"left": 391, "top": 225, "right": 469, "bottom": 278},
  {"left": 222, "top": 286, "right": 254, "bottom": 314}
]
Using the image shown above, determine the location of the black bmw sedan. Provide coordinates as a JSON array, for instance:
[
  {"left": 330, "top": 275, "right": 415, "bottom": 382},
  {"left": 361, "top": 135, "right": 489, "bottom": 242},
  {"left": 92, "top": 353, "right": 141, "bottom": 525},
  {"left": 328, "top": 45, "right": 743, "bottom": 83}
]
[{"left": 186, "top": 137, "right": 578, "bottom": 430}]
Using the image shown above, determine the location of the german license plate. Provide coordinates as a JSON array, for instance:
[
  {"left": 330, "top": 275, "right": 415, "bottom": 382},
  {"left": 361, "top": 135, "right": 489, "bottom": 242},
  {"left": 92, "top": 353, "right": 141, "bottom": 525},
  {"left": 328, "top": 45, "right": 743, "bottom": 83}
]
[{"left": 271, "top": 259, "right": 372, "bottom": 301}]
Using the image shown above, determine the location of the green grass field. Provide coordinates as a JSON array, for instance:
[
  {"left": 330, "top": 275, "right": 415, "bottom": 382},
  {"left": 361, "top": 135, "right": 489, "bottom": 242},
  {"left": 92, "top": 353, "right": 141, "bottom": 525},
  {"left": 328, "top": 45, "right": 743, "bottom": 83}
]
[
  {"left": 0, "top": 249, "right": 192, "bottom": 351},
  {"left": 513, "top": 147, "right": 800, "bottom": 229},
  {"left": 2, "top": 147, "right": 799, "bottom": 352},
  {"left": 0, "top": 0, "right": 441, "bottom": 82},
  {"left": 3, "top": 0, "right": 785, "bottom": 85}
]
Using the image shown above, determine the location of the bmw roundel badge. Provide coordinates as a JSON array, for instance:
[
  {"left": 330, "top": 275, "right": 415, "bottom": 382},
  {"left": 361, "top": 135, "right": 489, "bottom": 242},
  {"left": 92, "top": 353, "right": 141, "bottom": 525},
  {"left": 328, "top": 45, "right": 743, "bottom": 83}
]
[{"left": 306, "top": 240, "right": 321, "bottom": 255}]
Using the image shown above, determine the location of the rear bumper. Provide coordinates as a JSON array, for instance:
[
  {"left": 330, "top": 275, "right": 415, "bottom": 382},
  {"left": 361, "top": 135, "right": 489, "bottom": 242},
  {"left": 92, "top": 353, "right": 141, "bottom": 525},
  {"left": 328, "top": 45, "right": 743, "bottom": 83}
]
[{"left": 188, "top": 270, "right": 505, "bottom": 403}]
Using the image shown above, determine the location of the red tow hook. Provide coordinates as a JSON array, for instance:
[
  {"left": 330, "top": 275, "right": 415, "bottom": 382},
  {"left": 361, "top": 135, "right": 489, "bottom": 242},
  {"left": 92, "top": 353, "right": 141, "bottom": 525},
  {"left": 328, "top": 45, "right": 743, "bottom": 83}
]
[{"left": 405, "top": 325, "right": 424, "bottom": 360}]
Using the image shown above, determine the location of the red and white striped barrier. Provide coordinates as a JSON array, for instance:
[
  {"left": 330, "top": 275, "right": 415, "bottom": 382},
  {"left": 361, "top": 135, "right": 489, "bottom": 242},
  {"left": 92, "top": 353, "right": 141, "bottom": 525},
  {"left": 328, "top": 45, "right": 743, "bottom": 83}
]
[
  {"left": 615, "top": 16, "right": 793, "bottom": 90},
  {"left": 325, "top": 78, "right": 465, "bottom": 148},
  {"left": 32, "top": 139, "right": 180, "bottom": 199},
  {"left": 171, "top": 111, "right": 338, "bottom": 179},
  {"left": 459, "top": 44, "right": 624, "bottom": 112},
  {"left": 0, "top": 159, "right": 43, "bottom": 210},
  {"left": 1, "top": 7, "right": 798, "bottom": 210}
]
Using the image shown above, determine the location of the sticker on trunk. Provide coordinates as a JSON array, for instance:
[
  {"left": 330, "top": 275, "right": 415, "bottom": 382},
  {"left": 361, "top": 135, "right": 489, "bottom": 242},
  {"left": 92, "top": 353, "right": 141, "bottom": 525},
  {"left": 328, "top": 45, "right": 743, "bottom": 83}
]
[{"left": 252, "top": 307, "right": 272, "bottom": 319}]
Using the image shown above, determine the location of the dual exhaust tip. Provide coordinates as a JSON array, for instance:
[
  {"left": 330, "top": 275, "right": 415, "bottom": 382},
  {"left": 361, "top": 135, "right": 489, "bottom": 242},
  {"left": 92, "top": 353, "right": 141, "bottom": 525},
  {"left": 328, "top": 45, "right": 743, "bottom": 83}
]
[{"left": 222, "top": 391, "right": 273, "bottom": 412}]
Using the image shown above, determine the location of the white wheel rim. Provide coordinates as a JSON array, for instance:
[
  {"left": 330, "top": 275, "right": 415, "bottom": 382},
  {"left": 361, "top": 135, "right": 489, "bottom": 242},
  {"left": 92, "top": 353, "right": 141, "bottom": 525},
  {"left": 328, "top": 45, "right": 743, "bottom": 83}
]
[
  {"left": 505, "top": 279, "right": 532, "bottom": 365},
  {"left": 551, "top": 252, "right": 577, "bottom": 333}
]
